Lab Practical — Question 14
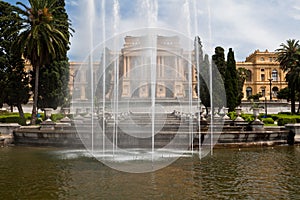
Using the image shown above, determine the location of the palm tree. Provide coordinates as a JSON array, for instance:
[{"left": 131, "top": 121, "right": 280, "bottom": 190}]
[
  {"left": 10, "top": 0, "right": 72, "bottom": 124},
  {"left": 276, "top": 39, "right": 300, "bottom": 114}
]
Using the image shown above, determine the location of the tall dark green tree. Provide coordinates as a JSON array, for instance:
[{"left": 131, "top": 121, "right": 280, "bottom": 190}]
[
  {"left": 212, "top": 46, "right": 226, "bottom": 80},
  {"left": 224, "top": 48, "right": 238, "bottom": 111},
  {"left": 194, "top": 36, "right": 210, "bottom": 112},
  {"left": 276, "top": 39, "right": 300, "bottom": 114},
  {"left": 0, "top": 1, "right": 30, "bottom": 119},
  {"left": 199, "top": 54, "right": 211, "bottom": 113},
  {"left": 7, "top": 0, "right": 73, "bottom": 124},
  {"left": 212, "top": 46, "right": 226, "bottom": 109}
]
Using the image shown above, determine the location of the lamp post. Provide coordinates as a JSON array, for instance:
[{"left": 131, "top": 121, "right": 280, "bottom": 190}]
[
  {"left": 268, "top": 78, "right": 273, "bottom": 101},
  {"left": 264, "top": 96, "right": 267, "bottom": 117}
]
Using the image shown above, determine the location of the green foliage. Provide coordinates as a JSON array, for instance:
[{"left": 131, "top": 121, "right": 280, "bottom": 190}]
[
  {"left": 276, "top": 39, "right": 300, "bottom": 114},
  {"left": 224, "top": 48, "right": 239, "bottom": 111},
  {"left": 277, "top": 87, "right": 292, "bottom": 101},
  {"left": 212, "top": 46, "right": 226, "bottom": 80},
  {"left": 0, "top": 113, "right": 27, "bottom": 125},
  {"left": 31, "top": 60, "right": 70, "bottom": 110},
  {"left": 278, "top": 112, "right": 293, "bottom": 115},
  {"left": 247, "top": 93, "right": 263, "bottom": 101},
  {"left": 211, "top": 47, "right": 226, "bottom": 108},
  {"left": 271, "top": 115, "right": 279, "bottom": 121},
  {"left": 277, "top": 118, "right": 297, "bottom": 126},
  {"left": 193, "top": 37, "right": 210, "bottom": 109},
  {"left": 0, "top": 1, "right": 30, "bottom": 118},
  {"left": 5, "top": 0, "right": 74, "bottom": 124},
  {"left": 228, "top": 111, "right": 237, "bottom": 120},
  {"left": 50, "top": 113, "right": 64, "bottom": 122},
  {"left": 241, "top": 113, "right": 254, "bottom": 122},
  {"left": 262, "top": 118, "right": 274, "bottom": 124},
  {"left": 198, "top": 54, "right": 211, "bottom": 108},
  {"left": 0, "top": 116, "right": 26, "bottom": 125}
]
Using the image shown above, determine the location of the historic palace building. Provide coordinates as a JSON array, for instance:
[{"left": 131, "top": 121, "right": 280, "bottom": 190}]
[
  {"left": 236, "top": 50, "right": 287, "bottom": 101},
  {"left": 70, "top": 36, "right": 198, "bottom": 103},
  {"left": 69, "top": 44, "right": 287, "bottom": 103}
]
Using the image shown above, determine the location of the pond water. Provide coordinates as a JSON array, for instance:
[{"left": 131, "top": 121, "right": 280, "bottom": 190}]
[{"left": 1, "top": 146, "right": 300, "bottom": 199}]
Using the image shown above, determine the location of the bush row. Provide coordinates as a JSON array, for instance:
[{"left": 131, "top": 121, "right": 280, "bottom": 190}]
[
  {"left": 228, "top": 111, "right": 300, "bottom": 126},
  {"left": 0, "top": 112, "right": 67, "bottom": 125}
]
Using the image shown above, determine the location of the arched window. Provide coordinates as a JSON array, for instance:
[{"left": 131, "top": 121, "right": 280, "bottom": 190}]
[
  {"left": 246, "top": 87, "right": 252, "bottom": 98},
  {"left": 272, "top": 87, "right": 279, "bottom": 97},
  {"left": 272, "top": 69, "right": 278, "bottom": 81},
  {"left": 246, "top": 70, "right": 252, "bottom": 82}
]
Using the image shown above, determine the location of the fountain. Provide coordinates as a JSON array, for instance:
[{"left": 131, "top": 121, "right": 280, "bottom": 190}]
[{"left": 71, "top": 0, "right": 226, "bottom": 173}]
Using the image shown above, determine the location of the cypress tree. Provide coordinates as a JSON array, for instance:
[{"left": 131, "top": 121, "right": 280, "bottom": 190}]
[
  {"left": 212, "top": 46, "right": 226, "bottom": 108},
  {"left": 224, "top": 48, "right": 238, "bottom": 111}
]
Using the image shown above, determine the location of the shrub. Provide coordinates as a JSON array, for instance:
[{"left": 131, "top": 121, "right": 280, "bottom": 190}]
[
  {"left": 270, "top": 115, "right": 279, "bottom": 121},
  {"left": 278, "top": 112, "right": 292, "bottom": 115},
  {"left": 262, "top": 118, "right": 274, "bottom": 124},
  {"left": 241, "top": 113, "right": 254, "bottom": 122},
  {"left": 277, "top": 117, "right": 297, "bottom": 126},
  {"left": 0, "top": 116, "right": 26, "bottom": 125},
  {"left": 50, "top": 113, "right": 65, "bottom": 122},
  {"left": 228, "top": 111, "right": 236, "bottom": 120}
]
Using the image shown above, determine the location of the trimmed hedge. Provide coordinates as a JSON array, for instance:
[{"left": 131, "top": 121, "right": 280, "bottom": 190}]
[
  {"left": 262, "top": 117, "right": 274, "bottom": 124},
  {"left": 0, "top": 112, "right": 44, "bottom": 125},
  {"left": 277, "top": 118, "right": 297, "bottom": 126},
  {"left": 0, "top": 116, "right": 26, "bottom": 125},
  {"left": 241, "top": 113, "right": 254, "bottom": 122},
  {"left": 50, "top": 113, "right": 65, "bottom": 122}
]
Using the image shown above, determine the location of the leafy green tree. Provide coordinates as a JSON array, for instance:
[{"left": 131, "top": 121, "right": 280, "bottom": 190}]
[
  {"left": 224, "top": 48, "right": 238, "bottom": 111},
  {"left": 8, "top": 0, "right": 73, "bottom": 124},
  {"left": 0, "top": 1, "right": 30, "bottom": 119},
  {"left": 276, "top": 39, "right": 300, "bottom": 114},
  {"left": 31, "top": 60, "right": 70, "bottom": 110},
  {"left": 277, "top": 87, "right": 291, "bottom": 101}
]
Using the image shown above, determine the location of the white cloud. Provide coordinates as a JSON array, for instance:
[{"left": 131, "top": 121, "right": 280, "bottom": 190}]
[{"left": 67, "top": 0, "right": 300, "bottom": 62}]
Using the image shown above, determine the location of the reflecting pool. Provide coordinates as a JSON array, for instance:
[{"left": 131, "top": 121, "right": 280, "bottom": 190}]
[{"left": 1, "top": 146, "right": 300, "bottom": 199}]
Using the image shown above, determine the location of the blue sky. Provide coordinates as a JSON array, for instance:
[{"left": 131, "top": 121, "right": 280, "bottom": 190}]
[{"left": 5, "top": 0, "right": 300, "bottom": 62}]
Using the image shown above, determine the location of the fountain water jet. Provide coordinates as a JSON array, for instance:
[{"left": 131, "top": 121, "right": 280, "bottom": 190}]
[{"left": 71, "top": 0, "right": 226, "bottom": 173}]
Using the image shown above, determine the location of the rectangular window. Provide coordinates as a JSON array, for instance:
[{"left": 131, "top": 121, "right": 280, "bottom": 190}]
[{"left": 261, "top": 74, "right": 265, "bottom": 81}]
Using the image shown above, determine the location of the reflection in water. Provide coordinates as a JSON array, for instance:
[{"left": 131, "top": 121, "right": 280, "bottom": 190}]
[{"left": 0, "top": 146, "right": 300, "bottom": 199}]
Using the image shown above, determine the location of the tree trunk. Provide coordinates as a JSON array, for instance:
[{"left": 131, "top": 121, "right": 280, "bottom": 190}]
[
  {"left": 17, "top": 104, "right": 25, "bottom": 119},
  {"left": 31, "top": 65, "right": 39, "bottom": 124},
  {"left": 297, "top": 91, "right": 300, "bottom": 114}
]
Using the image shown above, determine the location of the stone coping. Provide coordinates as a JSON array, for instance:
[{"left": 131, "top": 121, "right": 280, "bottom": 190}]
[
  {"left": 285, "top": 123, "right": 300, "bottom": 127},
  {"left": 0, "top": 123, "right": 21, "bottom": 127}
]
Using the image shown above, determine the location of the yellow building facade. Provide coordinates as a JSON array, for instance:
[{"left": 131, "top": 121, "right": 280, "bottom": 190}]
[{"left": 236, "top": 50, "right": 287, "bottom": 101}]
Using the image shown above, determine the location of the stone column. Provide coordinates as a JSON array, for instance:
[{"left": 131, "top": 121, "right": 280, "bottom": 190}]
[{"left": 124, "top": 56, "right": 127, "bottom": 78}]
